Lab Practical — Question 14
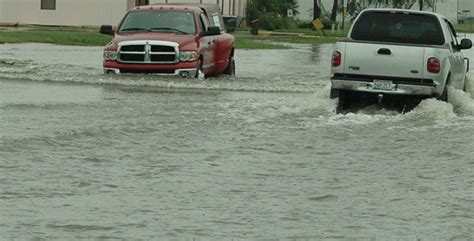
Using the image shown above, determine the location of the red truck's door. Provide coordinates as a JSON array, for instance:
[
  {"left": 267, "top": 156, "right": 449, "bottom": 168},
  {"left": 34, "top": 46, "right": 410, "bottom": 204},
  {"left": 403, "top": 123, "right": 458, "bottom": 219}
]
[
  {"left": 209, "top": 12, "right": 234, "bottom": 73},
  {"left": 198, "top": 13, "right": 216, "bottom": 74}
]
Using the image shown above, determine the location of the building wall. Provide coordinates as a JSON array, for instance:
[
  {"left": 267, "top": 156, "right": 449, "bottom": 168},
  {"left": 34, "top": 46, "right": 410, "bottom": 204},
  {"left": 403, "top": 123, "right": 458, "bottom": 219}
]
[
  {"left": 432, "top": 1, "right": 458, "bottom": 22},
  {"left": 149, "top": 0, "right": 245, "bottom": 17},
  {"left": 456, "top": 0, "right": 474, "bottom": 18},
  {"left": 296, "top": 0, "right": 336, "bottom": 21},
  {"left": 0, "top": 0, "right": 245, "bottom": 27},
  {"left": 0, "top": 0, "right": 128, "bottom": 26},
  {"left": 296, "top": 0, "right": 474, "bottom": 23},
  {"left": 413, "top": 0, "right": 474, "bottom": 23}
]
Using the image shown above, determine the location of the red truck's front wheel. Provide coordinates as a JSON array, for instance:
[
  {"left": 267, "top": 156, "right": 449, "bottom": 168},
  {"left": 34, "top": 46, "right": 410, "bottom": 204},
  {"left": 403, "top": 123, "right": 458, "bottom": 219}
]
[{"left": 195, "top": 59, "right": 205, "bottom": 79}]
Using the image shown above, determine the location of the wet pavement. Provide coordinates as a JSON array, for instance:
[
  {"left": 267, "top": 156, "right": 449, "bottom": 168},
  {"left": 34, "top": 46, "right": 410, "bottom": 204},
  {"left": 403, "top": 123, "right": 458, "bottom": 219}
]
[{"left": 0, "top": 43, "right": 474, "bottom": 240}]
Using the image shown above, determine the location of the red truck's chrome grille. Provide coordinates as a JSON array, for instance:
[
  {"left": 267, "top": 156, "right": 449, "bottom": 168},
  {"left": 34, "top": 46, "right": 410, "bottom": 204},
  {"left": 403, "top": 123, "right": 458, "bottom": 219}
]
[
  {"left": 121, "top": 45, "right": 145, "bottom": 52},
  {"left": 117, "top": 41, "right": 179, "bottom": 64},
  {"left": 120, "top": 53, "right": 145, "bottom": 62}
]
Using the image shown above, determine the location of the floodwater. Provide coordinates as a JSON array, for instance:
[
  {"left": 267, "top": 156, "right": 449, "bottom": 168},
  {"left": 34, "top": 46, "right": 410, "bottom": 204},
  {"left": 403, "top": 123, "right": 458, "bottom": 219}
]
[{"left": 0, "top": 42, "right": 473, "bottom": 240}]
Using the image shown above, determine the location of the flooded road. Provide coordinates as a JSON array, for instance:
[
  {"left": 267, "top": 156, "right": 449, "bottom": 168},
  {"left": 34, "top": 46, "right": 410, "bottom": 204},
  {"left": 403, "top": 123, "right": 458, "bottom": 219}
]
[{"left": 1, "top": 43, "right": 474, "bottom": 240}]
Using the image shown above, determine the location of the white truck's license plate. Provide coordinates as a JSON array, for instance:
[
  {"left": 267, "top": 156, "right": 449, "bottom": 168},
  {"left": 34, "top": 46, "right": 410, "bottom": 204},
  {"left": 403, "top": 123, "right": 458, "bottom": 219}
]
[{"left": 373, "top": 80, "right": 393, "bottom": 90}]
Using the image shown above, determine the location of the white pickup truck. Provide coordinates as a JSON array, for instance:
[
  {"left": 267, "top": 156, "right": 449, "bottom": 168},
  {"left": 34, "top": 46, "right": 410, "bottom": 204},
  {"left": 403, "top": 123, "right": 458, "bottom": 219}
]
[{"left": 330, "top": 8, "right": 472, "bottom": 112}]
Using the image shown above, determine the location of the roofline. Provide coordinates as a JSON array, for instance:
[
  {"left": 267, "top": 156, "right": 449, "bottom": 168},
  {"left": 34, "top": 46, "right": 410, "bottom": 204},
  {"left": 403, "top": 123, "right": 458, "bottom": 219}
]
[
  {"left": 130, "top": 4, "right": 222, "bottom": 14},
  {"left": 130, "top": 4, "right": 204, "bottom": 12}
]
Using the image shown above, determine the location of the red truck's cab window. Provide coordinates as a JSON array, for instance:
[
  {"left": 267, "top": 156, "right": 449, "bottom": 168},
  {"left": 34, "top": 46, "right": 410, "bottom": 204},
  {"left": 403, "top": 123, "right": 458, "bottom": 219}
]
[{"left": 118, "top": 11, "right": 196, "bottom": 35}]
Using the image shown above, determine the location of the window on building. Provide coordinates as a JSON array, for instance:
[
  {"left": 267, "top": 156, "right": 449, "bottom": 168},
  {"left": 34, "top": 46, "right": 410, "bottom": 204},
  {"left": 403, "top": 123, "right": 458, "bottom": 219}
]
[
  {"left": 136, "top": 0, "right": 149, "bottom": 6},
  {"left": 41, "top": 0, "right": 56, "bottom": 10}
]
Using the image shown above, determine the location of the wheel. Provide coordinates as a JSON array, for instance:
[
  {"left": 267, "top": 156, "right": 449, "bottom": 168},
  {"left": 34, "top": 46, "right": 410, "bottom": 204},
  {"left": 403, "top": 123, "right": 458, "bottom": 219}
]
[
  {"left": 329, "top": 88, "right": 338, "bottom": 99},
  {"left": 223, "top": 56, "right": 235, "bottom": 75},
  {"left": 438, "top": 87, "right": 448, "bottom": 102},
  {"left": 195, "top": 59, "right": 205, "bottom": 79},
  {"left": 463, "top": 76, "right": 467, "bottom": 92},
  {"left": 335, "top": 90, "right": 347, "bottom": 114},
  {"left": 437, "top": 74, "right": 450, "bottom": 102}
]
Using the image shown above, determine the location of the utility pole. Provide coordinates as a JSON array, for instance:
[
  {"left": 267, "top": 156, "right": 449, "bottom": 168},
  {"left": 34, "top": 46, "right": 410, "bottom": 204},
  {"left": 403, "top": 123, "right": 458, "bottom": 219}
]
[{"left": 419, "top": 0, "right": 423, "bottom": 11}]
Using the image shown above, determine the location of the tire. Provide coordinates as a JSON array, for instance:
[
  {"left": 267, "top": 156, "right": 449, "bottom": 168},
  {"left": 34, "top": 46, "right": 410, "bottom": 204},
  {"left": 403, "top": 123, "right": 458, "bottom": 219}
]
[
  {"left": 437, "top": 74, "right": 450, "bottom": 102},
  {"left": 329, "top": 88, "right": 338, "bottom": 99},
  {"left": 195, "top": 58, "right": 205, "bottom": 79},
  {"left": 335, "top": 90, "right": 347, "bottom": 114},
  {"left": 463, "top": 76, "right": 467, "bottom": 92},
  {"left": 223, "top": 56, "right": 235, "bottom": 75},
  {"left": 438, "top": 87, "right": 448, "bottom": 102}
]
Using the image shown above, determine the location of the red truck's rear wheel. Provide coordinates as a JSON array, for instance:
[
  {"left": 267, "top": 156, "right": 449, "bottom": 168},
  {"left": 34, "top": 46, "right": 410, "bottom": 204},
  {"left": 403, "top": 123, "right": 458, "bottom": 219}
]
[{"left": 223, "top": 56, "right": 235, "bottom": 75}]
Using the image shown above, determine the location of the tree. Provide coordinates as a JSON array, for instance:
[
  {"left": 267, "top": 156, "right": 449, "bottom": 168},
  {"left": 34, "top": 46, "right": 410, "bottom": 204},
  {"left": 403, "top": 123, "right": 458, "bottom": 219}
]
[
  {"left": 274, "top": 0, "right": 299, "bottom": 18},
  {"left": 364, "top": 0, "right": 439, "bottom": 9},
  {"left": 246, "top": 0, "right": 299, "bottom": 21},
  {"left": 331, "top": 0, "right": 339, "bottom": 21},
  {"left": 313, "top": 0, "right": 321, "bottom": 20},
  {"left": 245, "top": 0, "right": 299, "bottom": 30}
]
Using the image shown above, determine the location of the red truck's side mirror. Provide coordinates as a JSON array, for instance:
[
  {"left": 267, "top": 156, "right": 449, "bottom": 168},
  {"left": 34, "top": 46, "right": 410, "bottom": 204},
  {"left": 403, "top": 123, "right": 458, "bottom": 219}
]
[
  {"left": 100, "top": 25, "right": 115, "bottom": 36},
  {"left": 202, "top": 26, "right": 221, "bottom": 37}
]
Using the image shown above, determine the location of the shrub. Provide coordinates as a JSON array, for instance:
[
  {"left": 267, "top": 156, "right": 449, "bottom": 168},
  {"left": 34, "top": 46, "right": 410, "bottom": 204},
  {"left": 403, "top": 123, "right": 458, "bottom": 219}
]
[{"left": 245, "top": 0, "right": 298, "bottom": 30}]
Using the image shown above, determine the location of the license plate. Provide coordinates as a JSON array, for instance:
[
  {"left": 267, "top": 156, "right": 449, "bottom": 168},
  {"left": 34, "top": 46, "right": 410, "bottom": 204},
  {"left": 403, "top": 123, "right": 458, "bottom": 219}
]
[{"left": 372, "top": 80, "right": 393, "bottom": 90}]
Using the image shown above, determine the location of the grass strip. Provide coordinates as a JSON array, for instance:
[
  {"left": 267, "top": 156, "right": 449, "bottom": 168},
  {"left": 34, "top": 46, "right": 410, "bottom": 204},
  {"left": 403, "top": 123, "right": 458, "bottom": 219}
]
[
  {"left": 0, "top": 28, "right": 112, "bottom": 46},
  {"left": 0, "top": 27, "right": 339, "bottom": 49}
]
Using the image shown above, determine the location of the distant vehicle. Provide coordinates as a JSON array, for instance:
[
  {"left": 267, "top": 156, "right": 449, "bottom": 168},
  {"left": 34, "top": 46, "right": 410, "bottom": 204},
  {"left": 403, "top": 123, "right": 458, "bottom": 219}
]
[
  {"left": 330, "top": 8, "right": 472, "bottom": 113},
  {"left": 99, "top": 4, "right": 235, "bottom": 78}
]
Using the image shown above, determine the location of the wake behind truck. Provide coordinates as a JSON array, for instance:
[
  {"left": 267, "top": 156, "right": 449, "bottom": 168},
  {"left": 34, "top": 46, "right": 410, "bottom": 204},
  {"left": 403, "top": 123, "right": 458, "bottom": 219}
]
[
  {"left": 99, "top": 4, "right": 235, "bottom": 78},
  {"left": 330, "top": 8, "right": 472, "bottom": 112}
]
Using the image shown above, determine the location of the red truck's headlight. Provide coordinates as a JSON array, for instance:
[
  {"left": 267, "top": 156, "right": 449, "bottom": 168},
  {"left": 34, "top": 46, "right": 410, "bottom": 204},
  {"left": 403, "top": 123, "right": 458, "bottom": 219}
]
[
  {"left": 179, "top": 51, "right": 198, "bottom": 62},
  {"left": 104, "top": 50, "right": 118, "bottom": 61}
]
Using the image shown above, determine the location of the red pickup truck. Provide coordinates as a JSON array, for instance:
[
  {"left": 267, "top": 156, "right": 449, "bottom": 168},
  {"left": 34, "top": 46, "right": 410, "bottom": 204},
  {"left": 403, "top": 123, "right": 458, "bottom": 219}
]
[{"left": 99, "top": 4, "right": 235, "bottom": 78}]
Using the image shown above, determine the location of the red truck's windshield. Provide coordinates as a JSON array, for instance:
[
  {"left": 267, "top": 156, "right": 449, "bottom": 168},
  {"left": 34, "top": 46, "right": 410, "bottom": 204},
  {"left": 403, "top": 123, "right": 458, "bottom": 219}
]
[
  {"left": 118, "top": 11, "right": 196, "bottom": 34},
  {"left": 351, "top": 11, "right": 444, "bottom": 45}
]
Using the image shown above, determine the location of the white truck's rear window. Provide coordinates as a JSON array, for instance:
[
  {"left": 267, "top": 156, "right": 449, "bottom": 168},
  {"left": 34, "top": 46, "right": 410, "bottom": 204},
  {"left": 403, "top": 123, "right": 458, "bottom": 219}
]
[{"left": 351, "top": 11, "right": 444, "bottom": 45}]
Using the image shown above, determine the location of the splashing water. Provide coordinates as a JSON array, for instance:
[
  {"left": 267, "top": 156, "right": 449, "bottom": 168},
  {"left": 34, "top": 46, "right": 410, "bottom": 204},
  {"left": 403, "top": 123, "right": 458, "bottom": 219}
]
[
  {"left": 406, "top": 98, "right": 456, "bottom": 120},
  {"left": 447, "top": 84, "right": 474, "bottom": 116},
  {"left": 464, "top": 74, "right": 474, "bottom": 98}
]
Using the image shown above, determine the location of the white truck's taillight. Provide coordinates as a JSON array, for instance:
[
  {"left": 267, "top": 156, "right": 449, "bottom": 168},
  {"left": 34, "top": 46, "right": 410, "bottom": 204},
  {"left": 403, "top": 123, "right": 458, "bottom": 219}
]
[
  {"left": 427, "top": 57, "right": 440, "bottom": 73},
  {"left": 332, "top": 51, "right": 342, "bottom": 67}
]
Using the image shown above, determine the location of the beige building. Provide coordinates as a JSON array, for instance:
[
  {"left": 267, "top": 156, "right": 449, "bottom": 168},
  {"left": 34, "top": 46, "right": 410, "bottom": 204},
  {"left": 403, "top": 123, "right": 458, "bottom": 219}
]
[
  {"left": 1, "top": 0, "right": 473, "bottom": 27},
  {"left": 151, "top": 0, "right": 246, "bottom": 16},
  {"left": 0, "top": 0, "right": 246, "bottom": 27},
  {"left": 297, "top": 0, "right": 474, "bottom": 23}
]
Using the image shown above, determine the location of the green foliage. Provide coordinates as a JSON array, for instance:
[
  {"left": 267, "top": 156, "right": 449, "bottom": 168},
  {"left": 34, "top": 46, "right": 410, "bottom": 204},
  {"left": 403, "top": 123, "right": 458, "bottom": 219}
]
[
  {"left": 258, "top": 13, "right": 291, "bottom": 30},
  {"left": 321, "top": 19, "right": 338, "bottom": 30},
  {"left": 235, "top": 34, "right": 289, "bottom": 49},
  {"left": 295, "top": 19, "right": 338, "bottom": 31},
  {"left": 273, "top": 0, "right": 299, "bottom": 17},
  {"left": 346, "top": 0, "right": 441, "bottom": 18},
  {"left": 296, "top": 20, "right": 315, "bottom": 30},
  {"left": 361, "top": 0, "right": 437, "bottom": 9},
  {"left": 246, "top": 0, "right": 299, "bottom": 31}
]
